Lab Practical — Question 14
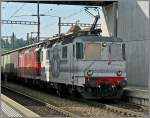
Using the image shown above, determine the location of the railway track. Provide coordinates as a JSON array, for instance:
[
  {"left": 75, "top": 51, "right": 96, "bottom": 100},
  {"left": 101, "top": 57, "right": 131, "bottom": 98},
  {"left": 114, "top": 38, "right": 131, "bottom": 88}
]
[
  {"left": 74, "top": 99, "right": 146, "bottom": 117},
  {"left": 109, "top": 100, "right": 147, "bottom": 112},
  {"left": 1, "top": 86, "right": 79, "bottom": 117},
  {"left": 2, "top": 82, "right": 148, "bottom": 117}
]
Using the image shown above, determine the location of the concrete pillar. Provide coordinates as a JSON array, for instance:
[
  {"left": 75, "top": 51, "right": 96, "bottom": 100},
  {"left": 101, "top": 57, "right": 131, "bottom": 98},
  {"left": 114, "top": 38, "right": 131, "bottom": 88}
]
[
  {"left": 0, "top": 1, "right": 1, "bottom": 89},
  {"left": 102, "top": 2, "right": 118, "bottom": 37},
  {"left": 117, "top": 0, "right": 149, "bottom": 87},
  {"left": 148, "top": 0, "right": 150, "bottom": 92}
]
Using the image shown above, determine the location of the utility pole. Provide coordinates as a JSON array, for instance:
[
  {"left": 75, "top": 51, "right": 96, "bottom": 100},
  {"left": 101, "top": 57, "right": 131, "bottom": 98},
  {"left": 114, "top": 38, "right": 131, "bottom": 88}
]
[
  {"left": 27, "top": 33, "right": 29, "bottom": 44},
  {"left": 113, "top": 2, "right": 118, "bottom": 37},
  {"left": 58, "top": 17, "right": 61, "bottom": 35},
  {"left": 11, "top": 32, "right": 15, "bottom": 49},
  {"left": 37, "top": 1, "right": 40, "bottom": 42}
]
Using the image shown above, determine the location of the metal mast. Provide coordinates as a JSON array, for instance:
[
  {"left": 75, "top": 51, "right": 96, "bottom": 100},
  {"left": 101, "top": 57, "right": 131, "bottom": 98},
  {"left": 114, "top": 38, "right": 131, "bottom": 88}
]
[{"left": 37, "top": 1, "right": 40, "bottom": 42}]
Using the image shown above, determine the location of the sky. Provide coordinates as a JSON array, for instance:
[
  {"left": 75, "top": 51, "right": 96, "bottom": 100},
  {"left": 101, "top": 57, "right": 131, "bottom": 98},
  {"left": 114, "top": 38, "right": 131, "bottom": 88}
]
[{"left": 2, "top": 2, "right": 107, "bottom": 40}]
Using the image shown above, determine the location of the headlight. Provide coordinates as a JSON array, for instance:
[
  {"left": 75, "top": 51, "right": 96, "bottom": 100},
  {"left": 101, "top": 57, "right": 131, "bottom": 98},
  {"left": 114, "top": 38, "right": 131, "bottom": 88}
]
[
  {"left": 117, "top": 71, "right": 122, "bottom": 76},
  {"left": 102, "top": 42, "right": 107, "bottom": 47},
  {"left": 87, "top": 70, "right": 93, "bottom": 76}
]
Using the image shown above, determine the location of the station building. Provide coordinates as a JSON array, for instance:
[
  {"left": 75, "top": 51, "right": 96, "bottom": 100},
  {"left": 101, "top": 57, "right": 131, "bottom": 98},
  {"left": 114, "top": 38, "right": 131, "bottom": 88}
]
[{"left": 102, "top": 0, "right": 149, "bottom": 89}]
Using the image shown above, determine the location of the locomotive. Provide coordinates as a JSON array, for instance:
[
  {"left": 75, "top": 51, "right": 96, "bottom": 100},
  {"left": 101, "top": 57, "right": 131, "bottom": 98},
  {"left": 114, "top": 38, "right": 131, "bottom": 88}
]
[
  {"left": 1, "top": 31, "right": 127, "bottom": 99},
  {"left": 40, "top": 33, "right": 127, "bottom": 99},
  {"left": 1, "top": 7, "right": 127, "bottom": 99}
]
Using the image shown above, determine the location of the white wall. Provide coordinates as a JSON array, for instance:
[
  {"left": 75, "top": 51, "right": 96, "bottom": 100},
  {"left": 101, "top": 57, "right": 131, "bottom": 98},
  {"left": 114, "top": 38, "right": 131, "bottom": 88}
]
[
  {"left": 102, "top": 2, "right": 116, "bottom": 36},
  {"left": 102, "top": 0, "right": 149, "bottom": 87}
]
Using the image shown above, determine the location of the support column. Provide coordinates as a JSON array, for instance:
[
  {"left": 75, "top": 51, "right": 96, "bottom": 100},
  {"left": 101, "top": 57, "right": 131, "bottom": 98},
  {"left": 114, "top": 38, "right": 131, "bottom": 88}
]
[
  {"left": 113, "top": 2, "right": 118, "bottom": 37},
  {"left": 37, "top": 1, "right": 40, "bottom": 42},
  {"left": 58, "top": 17, "right": 61, "bottom": 35},
  {"left": 102, "top": 2, "right": 118, "bottom": 37},
  {"left": 12, "top": 32, "right": 15, "bottom": 49}
]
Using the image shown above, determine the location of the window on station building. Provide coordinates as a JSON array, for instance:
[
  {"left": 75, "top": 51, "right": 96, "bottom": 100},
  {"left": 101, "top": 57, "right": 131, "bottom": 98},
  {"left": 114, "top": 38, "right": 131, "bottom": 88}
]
[
  {"left": 62, "top": 46, "right": 67, "bottom": 58},
  {"left": 76, "top": 42, "right": 83, "bottom": 59}
]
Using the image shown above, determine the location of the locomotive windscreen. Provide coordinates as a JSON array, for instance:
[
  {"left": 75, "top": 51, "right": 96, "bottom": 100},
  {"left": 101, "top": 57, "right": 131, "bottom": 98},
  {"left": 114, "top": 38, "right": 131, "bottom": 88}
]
[
  {"left": 75, "top": 41, "right": 124, "bottom": 61},
  {"left": 85, "top": 43, "right": 101, "bottom": 60},
  {"left": 83, "top": 42, "right": 124, "bottom": 61},
  {"left": 109, "top": 43, "right": 123, "bottom": 60}
]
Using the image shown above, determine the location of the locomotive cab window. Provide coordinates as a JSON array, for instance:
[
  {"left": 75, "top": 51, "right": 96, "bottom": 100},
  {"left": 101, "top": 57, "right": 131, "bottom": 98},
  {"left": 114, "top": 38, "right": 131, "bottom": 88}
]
[
  {"left": 109, "top": 43, "right": 123, "bottom": 60},
  {"left": 85, "top": 43, "right": 101, "bottom": 60},
  {"left": 62, "top": 46, "right": 67, "bottom": 58},
  {"left": 76, "top": 42, "right": 83, "bottom": 59}
]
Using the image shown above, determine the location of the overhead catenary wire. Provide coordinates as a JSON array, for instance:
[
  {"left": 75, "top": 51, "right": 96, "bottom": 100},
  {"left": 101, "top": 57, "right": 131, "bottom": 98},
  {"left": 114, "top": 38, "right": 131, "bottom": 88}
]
[
  {"left": 63, "top": 8, "right": 84, "bottom": 20},
  {"left": 8, "top": 3, "right": 26, "bottom": 20},
  {"left": 9, "top": 7, "right": 84, "bottom": 30},
  {"left": 13, "top": 8, "right": 83, "bottom": 19},
  {"left": 6, "top": 6, "right": 98, "bottom": 39},
  {"left": 41, "top": 8, "right": 84, "bottom": 30},
  {"left": 11, "top": 15, "right": 35, "bottom": 17}
]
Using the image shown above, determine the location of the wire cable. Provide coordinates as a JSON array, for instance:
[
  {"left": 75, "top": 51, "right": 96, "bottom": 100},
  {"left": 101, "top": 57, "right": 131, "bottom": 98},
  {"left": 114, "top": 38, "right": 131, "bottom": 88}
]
[
  {"left": 40, "top": 9, "right": 83, "bottom": 29},
  {"left": 63, "top": 8, "right": 84, "bottom": 20},
  {"left": 8, "top": 3, "right": 26, "bottom": 20}
]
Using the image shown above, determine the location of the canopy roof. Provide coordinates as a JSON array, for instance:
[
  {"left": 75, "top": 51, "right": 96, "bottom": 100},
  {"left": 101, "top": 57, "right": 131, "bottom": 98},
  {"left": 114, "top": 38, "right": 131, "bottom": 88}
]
[{"left": 5, "top": 1, "right": 116, "bottom": 6}]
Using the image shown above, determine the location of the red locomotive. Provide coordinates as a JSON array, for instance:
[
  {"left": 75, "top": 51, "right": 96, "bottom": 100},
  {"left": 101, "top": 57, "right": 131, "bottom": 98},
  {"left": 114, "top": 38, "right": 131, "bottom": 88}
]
[{"left": 18, "top": 47, "right": 41, "bottom": 80}]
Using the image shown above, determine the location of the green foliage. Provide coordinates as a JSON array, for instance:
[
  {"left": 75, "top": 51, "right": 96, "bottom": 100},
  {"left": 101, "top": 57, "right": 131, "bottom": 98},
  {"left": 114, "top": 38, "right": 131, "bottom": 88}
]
[{"left": 1, "top": 38, "right": 29, "bottom": 51}]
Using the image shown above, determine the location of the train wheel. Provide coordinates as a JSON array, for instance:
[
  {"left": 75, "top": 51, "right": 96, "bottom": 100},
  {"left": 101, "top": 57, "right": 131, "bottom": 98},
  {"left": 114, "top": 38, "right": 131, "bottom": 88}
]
[
  {"left": 68, "top": 86, "right": 74, "bottom": 96},
  {"left": 55, "top": 84, "right": 68, "bottom": 97},
  {"left": 56, "top": 89, "right": 61, "bottom": 97}
]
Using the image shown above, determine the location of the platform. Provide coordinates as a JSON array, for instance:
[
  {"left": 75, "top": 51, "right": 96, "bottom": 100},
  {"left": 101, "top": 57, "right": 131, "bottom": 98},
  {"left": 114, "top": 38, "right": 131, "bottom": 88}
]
[
  {"left": 123, "top": 86, "right": 150, "bottom": 106},
  {"left": 1, "top": 94, "right": 40, "bottom": 117}
]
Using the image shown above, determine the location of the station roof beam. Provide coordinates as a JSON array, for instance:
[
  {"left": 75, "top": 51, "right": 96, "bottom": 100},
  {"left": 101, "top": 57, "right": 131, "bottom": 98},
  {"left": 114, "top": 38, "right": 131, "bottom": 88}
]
[{"left": 5, "top": 1, "right": 117, "bottom": 6}]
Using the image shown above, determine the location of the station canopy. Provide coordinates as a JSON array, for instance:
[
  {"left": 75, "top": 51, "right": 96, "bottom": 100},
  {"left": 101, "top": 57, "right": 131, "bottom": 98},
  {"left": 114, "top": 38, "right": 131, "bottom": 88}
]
[{"left": 5, "top": 0, "right": 117, "bottom": 6}]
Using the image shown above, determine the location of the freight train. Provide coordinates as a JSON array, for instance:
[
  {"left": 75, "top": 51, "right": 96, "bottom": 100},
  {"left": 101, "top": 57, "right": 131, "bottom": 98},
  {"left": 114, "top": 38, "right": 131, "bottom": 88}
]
[
  {"left": 1, "top": 7, "right": 127, "bottom": 99},
  {"left": 1, "top": 30, "right": 127, "bottom": 99}
]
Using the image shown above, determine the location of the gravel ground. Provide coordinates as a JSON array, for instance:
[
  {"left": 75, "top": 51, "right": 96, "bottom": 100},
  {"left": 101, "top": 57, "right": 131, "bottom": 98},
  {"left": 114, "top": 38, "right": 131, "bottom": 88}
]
[
  {"left": 2, "top": 87, "right": 64, "bottom": 117},
  {"left": 2, "top": 82, "right": 147, "bottom": 117}
]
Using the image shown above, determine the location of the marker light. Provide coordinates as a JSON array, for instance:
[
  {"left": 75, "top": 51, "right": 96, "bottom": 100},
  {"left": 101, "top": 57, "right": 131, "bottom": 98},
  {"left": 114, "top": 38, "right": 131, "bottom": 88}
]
[{"left": 87, "top": 70, "right": 93, "bottom": 76}]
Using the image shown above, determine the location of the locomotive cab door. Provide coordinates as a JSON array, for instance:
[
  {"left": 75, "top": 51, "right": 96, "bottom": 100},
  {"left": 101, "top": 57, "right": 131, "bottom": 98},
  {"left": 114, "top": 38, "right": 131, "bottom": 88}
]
[
  {"left": 70, "top": 43, "right": 80, "bottom": 86},
  {"left": 71, "top": 44, "right": 75, "bottom": 85},
  {"left": 61, "top": 44, "right": 74, "bottom": 85},
  {"left": 40, "top": 48, "right": 50, "bottom": 82}
]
